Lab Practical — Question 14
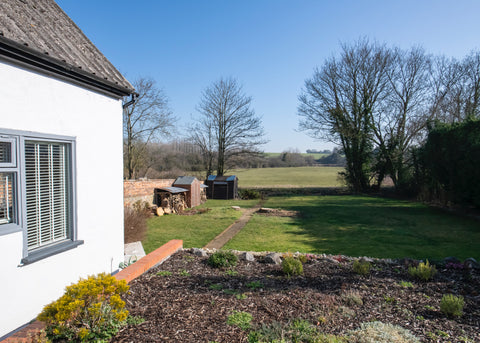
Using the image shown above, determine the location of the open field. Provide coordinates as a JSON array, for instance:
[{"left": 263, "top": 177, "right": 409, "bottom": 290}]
[
  {"left": 232, "top": 166, "right": 344, "bottom": 188},
  {"left": 263, "top": 152, "right": 328, "bottom": 159},
  {"left": 143, "top": 199, "right": 258, "bottom": 254},
  {"left": 224, "top": 195, "right": 480, "bottom": 260}
]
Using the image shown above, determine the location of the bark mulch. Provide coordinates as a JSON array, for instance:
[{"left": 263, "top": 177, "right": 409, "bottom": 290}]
[{"left": 112, "top": 250, "right": 480, "bottom": 343}]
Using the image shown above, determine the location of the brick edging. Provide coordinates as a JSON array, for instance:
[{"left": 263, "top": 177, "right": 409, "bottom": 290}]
[
  {"left": 115, "top": 239, "right": 183, "bottom": 283},
  {"left": 1, "top": 239, "right": 183, "bottom": 343}
]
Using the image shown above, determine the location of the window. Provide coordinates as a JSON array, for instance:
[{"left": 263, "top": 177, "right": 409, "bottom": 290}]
[
  {"left": 0, "top": 172, "right": 15, "bottom": 225},
  {"left": 25, "top": 141, "right": 70, "bottom": 250},
  {"left": 0, "top": 137, "right": 18, "bottom": 231},
  {"left": 0, "top": 129, "right": 82, "bottom": 264}
]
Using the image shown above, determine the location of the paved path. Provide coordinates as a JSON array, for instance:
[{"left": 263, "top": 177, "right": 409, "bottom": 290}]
[{"left": 203, "top": 202, "right": 262, "bottom": 250}]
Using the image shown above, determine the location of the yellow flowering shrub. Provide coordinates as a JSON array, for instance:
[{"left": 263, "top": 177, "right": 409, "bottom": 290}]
[{"left": 37, "top": 273, "right": 129, "bottom": 342}]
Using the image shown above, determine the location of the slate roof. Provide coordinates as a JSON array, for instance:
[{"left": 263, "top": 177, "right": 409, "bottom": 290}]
[
  {"left": 0, "top": 0, "right": 134, "bottom": 97},
  {"left": 173, "top": 176, "right": 198, "bottom": 185},
  {"left": 207, "top": 175, "right": 238, "bottom": 181},
  {"left": 154, "top": 187, "right": 189, "bottom": 194}
]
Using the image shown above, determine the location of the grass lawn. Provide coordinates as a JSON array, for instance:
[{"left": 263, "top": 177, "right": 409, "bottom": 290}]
[
  {"left": 232, "top": 166, "right": 344, "bottom": 188},
  {"left": 224, "top": 195, "right": 480, "bottom": 260},
  {"left": 143, "top": 199, "right": 259, "bottom": 253}
]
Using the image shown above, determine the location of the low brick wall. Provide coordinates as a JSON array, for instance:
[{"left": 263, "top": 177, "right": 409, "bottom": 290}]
[{"left": 124, "top": 179, "right": 175, "bottom": 206}]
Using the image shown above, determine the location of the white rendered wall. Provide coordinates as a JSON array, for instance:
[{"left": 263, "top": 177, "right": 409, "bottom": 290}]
[{"left": 0, "top": 60, "right": 125, "bottom": 337}]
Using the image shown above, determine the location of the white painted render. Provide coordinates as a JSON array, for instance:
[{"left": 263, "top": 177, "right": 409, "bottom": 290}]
[{"left": 0, "top": 60, "right": 125, "bottom": 337}]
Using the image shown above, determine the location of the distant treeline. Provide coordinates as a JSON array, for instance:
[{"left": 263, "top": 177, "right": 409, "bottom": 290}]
[{"left": 125, "top": 142, "right": 345, "bottom": 180}]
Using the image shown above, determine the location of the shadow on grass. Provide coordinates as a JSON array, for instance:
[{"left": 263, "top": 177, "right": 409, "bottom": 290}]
[{"left": 261, "top": 195, "right": 480, "bottom": 260}]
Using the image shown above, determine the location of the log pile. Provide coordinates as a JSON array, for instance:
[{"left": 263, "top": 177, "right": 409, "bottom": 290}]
[{"left": 155, "top": 192, "right": 187, "bottom": 216}]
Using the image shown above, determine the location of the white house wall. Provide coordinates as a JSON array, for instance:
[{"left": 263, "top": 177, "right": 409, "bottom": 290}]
[{"left": 0, "top": 60, "right": 125, "bottom": 337}]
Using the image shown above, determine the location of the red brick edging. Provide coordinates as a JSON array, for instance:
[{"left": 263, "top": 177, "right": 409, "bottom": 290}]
[
  {"left": 1, "top": 239, "right": 183, "bottom": 343},
  {"left": 115, "top": 239, "right": 183, "bottom": 283}
]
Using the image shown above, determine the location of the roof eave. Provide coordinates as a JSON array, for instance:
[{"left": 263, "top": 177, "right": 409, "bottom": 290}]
[{"left": 0, "top": 36, "right": 134, "bottom": 99}]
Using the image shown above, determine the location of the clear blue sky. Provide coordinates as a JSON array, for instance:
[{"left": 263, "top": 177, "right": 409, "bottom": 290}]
[{"left": 56, "top": 0, "right": 480, "bottom": 153}]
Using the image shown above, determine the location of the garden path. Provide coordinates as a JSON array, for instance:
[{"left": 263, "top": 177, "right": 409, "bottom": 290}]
[{"left": 203, "top": 202, "right": 262, "bottom": 250}]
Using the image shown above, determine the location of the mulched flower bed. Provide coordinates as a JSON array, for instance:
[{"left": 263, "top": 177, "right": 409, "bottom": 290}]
[{"left": 112, "top": 250, "right": 480, "bottom": 342}]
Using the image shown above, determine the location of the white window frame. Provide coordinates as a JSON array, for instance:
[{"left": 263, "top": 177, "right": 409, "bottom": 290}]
[{"left": 0, "top": 128, "right": 82, "bottom": 264}]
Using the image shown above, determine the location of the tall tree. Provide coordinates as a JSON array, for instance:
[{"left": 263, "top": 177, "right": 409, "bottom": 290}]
[
  {"left": 123, "top": 77, "right": 175, "bottom": 179},
  {"left": 371, "top": 47, "right": 433, "bottom": 188},
  {"left": 298, "top": 40, "right": 390, "bottom": 192},
  {"left": 194, "top": 77, "right": 266, "bottom": 176}
]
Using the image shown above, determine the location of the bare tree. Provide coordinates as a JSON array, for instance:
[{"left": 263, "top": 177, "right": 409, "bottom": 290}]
[
  {"left": 189, "top": 119, "right": 216, "bottom": 178},
  {"left": 123, "top": 77, "right": 175, "bottom": 179},
  {"left": 371, "top": 47, "right": 433, "bottom": 188},
  {"left": 298, "top": 40, "right": 391, "bottom": 192},
  {"left": 194, "top": 77, "right": 266, "bottom": 176}
]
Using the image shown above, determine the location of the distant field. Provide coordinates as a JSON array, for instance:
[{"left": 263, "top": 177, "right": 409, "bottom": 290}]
[
  {"left": 231, "top": 166, "right": 344, "bottom": 188},
  {"left": 264, "top": 152, "right": 328, "bottom": 159}
]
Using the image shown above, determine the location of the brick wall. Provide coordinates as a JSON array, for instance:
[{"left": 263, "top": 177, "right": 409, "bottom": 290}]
[{"left": 123, "top": 179, "right": 175, "bottom": 206}]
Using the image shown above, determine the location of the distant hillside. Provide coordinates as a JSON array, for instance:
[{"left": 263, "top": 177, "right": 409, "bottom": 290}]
[{"left": 264, "top": 152, "right": 328, "bottom": 159}]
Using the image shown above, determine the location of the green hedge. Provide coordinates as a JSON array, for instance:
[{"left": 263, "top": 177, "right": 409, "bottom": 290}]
[{"left": 420, "top": 119, "right": 480, "bottom": 208}]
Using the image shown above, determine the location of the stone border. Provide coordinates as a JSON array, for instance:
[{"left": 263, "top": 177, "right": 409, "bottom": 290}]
[{"left": 1, "top": 240, "right": 183, "bottom": 343}]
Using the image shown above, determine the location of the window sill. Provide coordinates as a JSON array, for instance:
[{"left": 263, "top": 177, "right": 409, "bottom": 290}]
[
  {"left": 20, "top": 240, "right": 84, "bottom": 265},
  {"left": 0, "top": 225, "right": 22, "bottom": 236}
]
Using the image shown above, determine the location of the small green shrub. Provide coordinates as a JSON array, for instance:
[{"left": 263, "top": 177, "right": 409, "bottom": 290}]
[
  {"left": 225, "top": 269, "right": 238, "bottom": 276},
  {"left": 238, "top": 189, "right": 261, "bottom": 200},
  {"left": 248, "top": 319, "right": 347, "bottom": 343},
  {"left": 37, "top": 273, "right": 129, "bottom": 342},
  {"left": 179, "top": 269, "right": 190, "bottom": 276},
  {"left": 227, "top": 311, "right": 253, "bottom": 330},
  {"left": 156, "top": 270, "right": 172, "bottom": 277},
  {"left": 282, "top": 256, "right": 303, "bottom": 277},
  {"left": 207, "top": 250, "right": 238, "bottom": 269},
  {"left": 246, "top": 281, "right": 264, "bottom": 290},
  {"left": 209, "top": 283, "right": 223, "bottom": 290},
  {"left": 236, "top": 293, "right": 248, "bottom": 300},
  {"left": 383, "top": 295, "right": 396, "bottom": 304},
  {"left": 223, "top": 289, "right": 239, "bottom": 295},
  {"left": 341, "top": 290, "right": 363, "bottom": 306},
  {"left": 408, "top": 260, "right": 437, "bottom": 281},
  {"left": 352, "top": 260, "right": 371, "bottom": 276},
  {"left": 348, "top": 321, "right": 420, "bottom": 343},
  {"left": 399, "top": 281, "right": 413, "bottom": 288},
  {"left": 440, "top": 294, "right": 464, "bottom": 317},
  {"left": 126, "top": 315, "right": 145, "bottom": 326}
]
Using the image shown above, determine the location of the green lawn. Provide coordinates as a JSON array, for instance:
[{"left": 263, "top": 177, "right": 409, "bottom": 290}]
[
  {"left": 232, "top": 166, "right": 344, "bottom": 188},
  {"left": 224, "top": 195, "right": 480, "bottom": 260},
  {"left": 143, "top": 199, "right": 259, "bottom": 253}
]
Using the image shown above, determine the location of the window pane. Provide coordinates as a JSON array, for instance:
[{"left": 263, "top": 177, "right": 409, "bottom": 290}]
[
  {"left": 25, "top": 141, "right": 70, "bottom": 249},
  {"left": 0, "top": 172, "right": 15, "bottom": 224},
  {"left": 0, "top": 141, "right": 12, "bottom": 163}
]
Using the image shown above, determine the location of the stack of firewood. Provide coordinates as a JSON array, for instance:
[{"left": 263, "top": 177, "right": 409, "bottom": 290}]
[{"left": 155, "top": 193, "right": 187, "bottom": 216}]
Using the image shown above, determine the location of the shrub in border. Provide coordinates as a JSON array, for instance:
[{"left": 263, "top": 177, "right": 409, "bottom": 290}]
[
  {"left": 37, "top": 273, "right": 129, "bottom": 342},
  {"left": 282, "top": 256, "right": 303, "bottom": 277},
  {"left": 408, "top": 260, "right": 437, "bottom": 281},
  {"left": 440, "top": 294, "right": 465, "bottom": 317},
  {"left": 207, "top": 250, "right": 238, "bottom": 269}
]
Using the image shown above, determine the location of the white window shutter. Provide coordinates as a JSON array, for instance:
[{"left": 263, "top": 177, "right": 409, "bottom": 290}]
[{"left": 25, "top": 141, "right": 69, "bottom": 250}]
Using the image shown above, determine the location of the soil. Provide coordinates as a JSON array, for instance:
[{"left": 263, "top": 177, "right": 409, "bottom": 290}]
[
  {"left": 112, "top": 250, "right": 480, "bottom": 343},
  {"left": 257, "top": 208, "right": 299, "bottom": 217}
]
